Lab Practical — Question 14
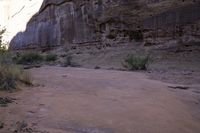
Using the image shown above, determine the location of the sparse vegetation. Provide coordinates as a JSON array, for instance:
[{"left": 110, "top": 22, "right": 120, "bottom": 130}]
[
  {"left": 106, "top": 34, "right": 116, "bottom": 39},
  {"left": 16, "top": 52, "right": 43, "bottom": 65},
  {"left": 0, "top": 121, "right": 4, "bottom": 129},
  {"left": 62, "top": 54, "right": 80, "bottom": 67},
  {"left": 123, "top": 54, "right": 150, "bottom": 71},
  {"left": 94, "top": 66, "right": 101, "bottom": 69},
  {"left": 0, "top": 28, "right": 32, "bottom": 91},
  {"left": 0, "top": 63, "right": 32, "bottom": 91},
  {"left": 0, "top": 27, "right": 6, "bottom": 50},
  {"left": 129, "top": 30, "right": 143, "bottom": 42},
  {"left": 0, "top": 97, "right": 16, "bottom": 107},
  {"left": 45, "top": 53, "right": 57, "bottom": 62},
  {"left": 63, "top": 55, "right": 73, "bottom": 67}
]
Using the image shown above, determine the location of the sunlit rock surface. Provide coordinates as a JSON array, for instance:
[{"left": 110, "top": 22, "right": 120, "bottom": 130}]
[{"left": 0, "top": 0, "right": 43, "bottom": 43}]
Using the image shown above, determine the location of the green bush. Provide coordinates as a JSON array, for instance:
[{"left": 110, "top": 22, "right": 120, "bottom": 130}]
[
  {"left": 45, "top": 54, "right": 57, "bottom": 62},
  {"left": 123, "top": 55, "right": 150, "bottom": 71},
  {"left": 16, "top": 52, "right": 43, "bottom": 65}
]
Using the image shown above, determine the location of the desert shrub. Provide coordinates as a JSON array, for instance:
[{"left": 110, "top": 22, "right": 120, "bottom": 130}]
[
  {"left": 0, "top": 27, "right": 6, "bottom": 49},
  {"left": 63, "top": 55, "right": 72, "bottom": 67},
  {"left": 0, "top": 27, "right": 31, "bottom": 91},
  {"left": 0, "top": 65, "right": 17, "bottom": 90},
  {"left": 0, "top": 51, "right": 13, "bottom": 65},
  {"left": 106, "top": 34, "right": 116, "bottom": 39},
  {"left": 62, "top": 54, "right": 80, "bottom": 67},
  {"left": 0, "top": 64, "right": 32, "bottom": 91},
  {"left": 94, "top": 66, "right": 101, "bottom": 69},
  {"left": 45, "top": 53, "right": 57, "bottom": 62},
  {"left": 19, "top": 70, "right": 32, "bottom": 85},
  {"left": 16, "top": 52, "right": 43, "bottom": 65},
  {"left": 123, "top": 55, "right": 150, "bottom": 70},
  {"left": 129, "top": 30, "right": 143, "bottom": 41},
  {"left": 0, "top": 121, "right": 4, "bottom": 129}
]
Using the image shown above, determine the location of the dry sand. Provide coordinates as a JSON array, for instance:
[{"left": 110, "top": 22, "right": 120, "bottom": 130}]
[{"left": 0, "top": 66, "right": 200, "bottom": 133}]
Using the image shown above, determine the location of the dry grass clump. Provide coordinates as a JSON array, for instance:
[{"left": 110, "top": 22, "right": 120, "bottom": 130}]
[
  {"left": 0, "top": 64, "right": 32, "bottom": 91},
  {"left": 0, "top": 51, "right": 32, "bottom": 91},
  {"left": 0, "top": 28, "right": 32, "bottom": 91}
]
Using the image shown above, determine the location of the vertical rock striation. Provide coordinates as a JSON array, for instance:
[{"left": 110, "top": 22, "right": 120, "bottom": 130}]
[
  {"left": 9, "top": 0, "right": 200, "bottom": 49},
  {"left": 9, "top": 0, "right": 149, "bottom": 49}
]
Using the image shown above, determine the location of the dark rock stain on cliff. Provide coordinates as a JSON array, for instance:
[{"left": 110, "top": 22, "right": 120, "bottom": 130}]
[{"left": 10, "top": 0, "right": 200, "bottom": 50}]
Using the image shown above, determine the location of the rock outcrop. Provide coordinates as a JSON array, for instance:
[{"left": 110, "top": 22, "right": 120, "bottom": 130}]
[{"left": 10, "top": 0, "right": 200, "bottom": 50}]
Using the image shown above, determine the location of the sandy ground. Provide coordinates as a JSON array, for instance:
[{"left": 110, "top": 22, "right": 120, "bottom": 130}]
[{"left": 0, "top": 66, "right": 200, "bottom": 133}]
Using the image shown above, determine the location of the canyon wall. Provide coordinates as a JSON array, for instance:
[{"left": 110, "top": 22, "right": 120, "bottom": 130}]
[
  {"left": 9, "top": 0, "right": 200, "bottom": 49},
  {"left": 143, "top": 1, "right": 200, "bottom": 44}
]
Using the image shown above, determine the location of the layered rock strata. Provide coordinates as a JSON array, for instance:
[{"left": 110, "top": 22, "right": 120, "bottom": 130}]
[{"left": 10, "top": 0, "right": 200, "bottom": 49}]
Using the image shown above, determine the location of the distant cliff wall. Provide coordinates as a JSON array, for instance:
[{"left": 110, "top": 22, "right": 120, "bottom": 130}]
[
  {"left": 10, "top": 0, "right": 200, "bottom": 50},
  {"left": 10, "top": 0, "right": 143, "bottom": 49},
  {"left": 143, "top": 3, "right": 200, "bottom": 40}
]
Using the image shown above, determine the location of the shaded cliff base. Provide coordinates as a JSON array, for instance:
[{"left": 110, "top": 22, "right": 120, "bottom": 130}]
[
  {"left": 47, "top": 40, "right": 200, "bottom": 85},
  {"left": 13, "top": 37, "right": 199, "bottom": 85}
]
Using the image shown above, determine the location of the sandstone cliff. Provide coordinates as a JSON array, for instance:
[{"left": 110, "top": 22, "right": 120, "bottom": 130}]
[{"left": 10, "top": 0, "right": 200, "bottom": 49}]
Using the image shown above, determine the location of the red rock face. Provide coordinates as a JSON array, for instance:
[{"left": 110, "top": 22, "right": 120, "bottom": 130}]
[{"left": 9, "top": 0, "right": 200, "bottom": 50}]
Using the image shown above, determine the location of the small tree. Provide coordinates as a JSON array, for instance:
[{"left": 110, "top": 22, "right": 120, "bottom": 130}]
[{"left": 0, "top": 27, "right": 6, "bottom": 50}]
